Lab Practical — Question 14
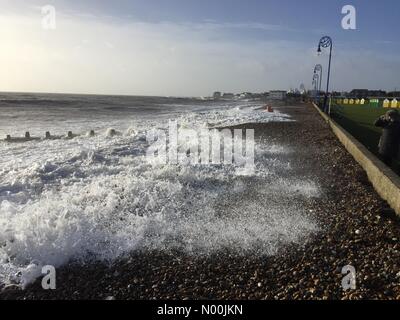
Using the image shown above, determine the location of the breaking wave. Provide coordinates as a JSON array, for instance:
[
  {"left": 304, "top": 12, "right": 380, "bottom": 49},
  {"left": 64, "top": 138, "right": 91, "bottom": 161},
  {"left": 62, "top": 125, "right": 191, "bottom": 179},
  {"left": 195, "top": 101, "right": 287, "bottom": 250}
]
[{"left": 0, "top": 96, "right": 318, "bottom": 288}]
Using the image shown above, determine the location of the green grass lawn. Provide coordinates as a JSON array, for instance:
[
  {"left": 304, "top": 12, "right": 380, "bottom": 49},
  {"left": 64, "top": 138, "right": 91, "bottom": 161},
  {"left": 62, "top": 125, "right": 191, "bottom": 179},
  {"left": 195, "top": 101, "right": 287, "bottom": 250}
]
[{"left": 329, "top": 103, "right": 400, "bottom": 174}]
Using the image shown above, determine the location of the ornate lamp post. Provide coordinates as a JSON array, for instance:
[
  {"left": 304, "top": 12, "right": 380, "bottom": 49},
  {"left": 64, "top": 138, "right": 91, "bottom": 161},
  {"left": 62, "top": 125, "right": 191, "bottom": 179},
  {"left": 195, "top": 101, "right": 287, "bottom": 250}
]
[
  {"left": 312, "top": 73, "right": 319, "bottom": 101},
  {"left": 317, "top": 36, "right": 333, "bottom": 112},
  {"left": 314, "top": 64, "right": 323, "bottom": 93}
]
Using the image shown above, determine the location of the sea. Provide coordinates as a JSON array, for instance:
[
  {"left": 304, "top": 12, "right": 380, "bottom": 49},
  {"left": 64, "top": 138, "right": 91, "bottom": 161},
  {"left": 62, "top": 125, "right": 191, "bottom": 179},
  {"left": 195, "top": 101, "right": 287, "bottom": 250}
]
[{"left": 0, "top": 92, "right": 319, "bottom": 287}]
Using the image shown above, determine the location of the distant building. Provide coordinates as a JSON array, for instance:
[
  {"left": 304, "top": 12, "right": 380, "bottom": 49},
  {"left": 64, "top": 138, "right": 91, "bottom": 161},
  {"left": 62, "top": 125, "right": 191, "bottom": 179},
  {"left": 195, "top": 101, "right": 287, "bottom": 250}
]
[
  {"left": 387, "top": 91, "right": 400, "bottom": 98},
  {"left": 222, "top": 93, "right": 234, "bottom": 99},
  {"left": 349, "top": 89, "right": 387, "bottom": 98},
  {"left": 213, "top": 92, "right": 222, "bottom": 100},
  {"left": 239, "top": 92, "right": 253, "bottom": 99},
  {"left": 299, "top": 84, "right": 306, "bottom": 95},
  {"left": 349, "top": 89, "right": 369, "bottom": 98},
  {"left": 368, "top": 90, "right": 387, "bottom": 97},
  {"left": 269, "top": 90, "right": 287, "bottom": 100}
]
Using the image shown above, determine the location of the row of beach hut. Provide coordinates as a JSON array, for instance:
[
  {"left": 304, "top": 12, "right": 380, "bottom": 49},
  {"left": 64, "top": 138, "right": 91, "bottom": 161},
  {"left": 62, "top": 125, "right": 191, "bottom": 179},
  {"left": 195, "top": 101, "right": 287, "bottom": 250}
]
[{"left": 335, "top": 98, "right": 400, "bottom": 108}]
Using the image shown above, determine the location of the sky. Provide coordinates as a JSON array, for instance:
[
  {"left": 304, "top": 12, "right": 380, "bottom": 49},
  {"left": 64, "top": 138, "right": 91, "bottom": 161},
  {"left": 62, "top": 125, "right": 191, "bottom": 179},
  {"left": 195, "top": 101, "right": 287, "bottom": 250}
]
[{"left": 1, "top": 0, "right": 400, "bottom": 96}]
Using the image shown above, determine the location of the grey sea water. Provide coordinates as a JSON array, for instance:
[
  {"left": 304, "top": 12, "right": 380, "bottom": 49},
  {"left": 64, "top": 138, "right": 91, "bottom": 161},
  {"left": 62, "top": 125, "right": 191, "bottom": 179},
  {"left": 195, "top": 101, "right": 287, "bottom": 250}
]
[{"left": 0, "top": 92, "right": 318, "bottom": 287}]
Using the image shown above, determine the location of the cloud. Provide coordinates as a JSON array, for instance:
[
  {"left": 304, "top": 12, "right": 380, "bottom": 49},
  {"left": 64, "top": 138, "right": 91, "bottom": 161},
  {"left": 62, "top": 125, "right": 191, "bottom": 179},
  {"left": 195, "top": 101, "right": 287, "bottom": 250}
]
[
  {"left": 177, "top": 21, "right": 296, "bottom": 33},
  {"left": 0, "top": 8, "right": 399, "bottom": 96},
  {"left": 0, "top": 11, "right": 312, "bottom": 96}
]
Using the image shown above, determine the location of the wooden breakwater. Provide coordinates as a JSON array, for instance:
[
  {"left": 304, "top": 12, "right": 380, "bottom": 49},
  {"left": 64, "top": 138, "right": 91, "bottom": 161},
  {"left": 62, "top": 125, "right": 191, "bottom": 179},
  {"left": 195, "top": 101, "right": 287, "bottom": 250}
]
[{"left": 2, "top": 129, "right": 113, "bottom": 143}]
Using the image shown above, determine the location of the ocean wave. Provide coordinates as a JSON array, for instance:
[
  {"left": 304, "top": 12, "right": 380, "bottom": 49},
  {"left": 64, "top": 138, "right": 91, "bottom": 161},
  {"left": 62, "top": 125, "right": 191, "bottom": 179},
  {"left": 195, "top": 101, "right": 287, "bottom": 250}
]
[{"left": 0, "top": 98, "right": 319, "bottom": 288}]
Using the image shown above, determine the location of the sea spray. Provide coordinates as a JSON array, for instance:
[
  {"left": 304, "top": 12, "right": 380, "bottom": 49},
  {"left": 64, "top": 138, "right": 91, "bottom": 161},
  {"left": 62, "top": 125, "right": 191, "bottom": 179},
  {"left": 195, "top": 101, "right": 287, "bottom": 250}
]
[{"left": 0, "top": 96, "right": 315, "bottom": 287}]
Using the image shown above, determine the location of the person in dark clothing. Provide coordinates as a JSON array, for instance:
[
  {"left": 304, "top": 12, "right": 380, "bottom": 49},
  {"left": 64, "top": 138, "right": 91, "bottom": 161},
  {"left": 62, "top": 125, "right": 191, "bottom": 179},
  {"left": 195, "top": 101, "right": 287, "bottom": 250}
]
[
  {"left": 323, "top": 94, "right": 328, "bottom": 113},
  {"left": 374, "top": 110, "right": 400, "bottom": 165}
]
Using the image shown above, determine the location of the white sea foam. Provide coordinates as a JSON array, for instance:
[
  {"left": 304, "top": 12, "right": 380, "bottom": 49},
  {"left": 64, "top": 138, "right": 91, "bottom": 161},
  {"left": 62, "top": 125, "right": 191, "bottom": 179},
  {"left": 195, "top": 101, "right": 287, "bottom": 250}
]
[{"left": 0, "top": 100, "right": 319, "bottom": 288}]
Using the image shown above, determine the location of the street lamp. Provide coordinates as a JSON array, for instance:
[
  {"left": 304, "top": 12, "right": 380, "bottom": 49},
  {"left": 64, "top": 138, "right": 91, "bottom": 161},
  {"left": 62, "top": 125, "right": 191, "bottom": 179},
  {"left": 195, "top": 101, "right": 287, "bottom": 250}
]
[
  {"left": 317, "top": 36, "right": 333, "bottom": 112},
  {"left": 314, "top": 64, "right": 323, "bottom": 93},
  {"left": 314, "top": 64, "right": 323, "bottom": 104},
  {"left": 312, "top": 73, "right": 319, "bottom": 101}
]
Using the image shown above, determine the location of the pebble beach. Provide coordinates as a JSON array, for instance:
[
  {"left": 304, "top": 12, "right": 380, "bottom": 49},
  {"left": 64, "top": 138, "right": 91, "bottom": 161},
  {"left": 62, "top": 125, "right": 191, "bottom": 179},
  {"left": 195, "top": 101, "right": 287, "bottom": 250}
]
[{"left": 2, "top": 102, "right": 399, "bottom": 300}]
